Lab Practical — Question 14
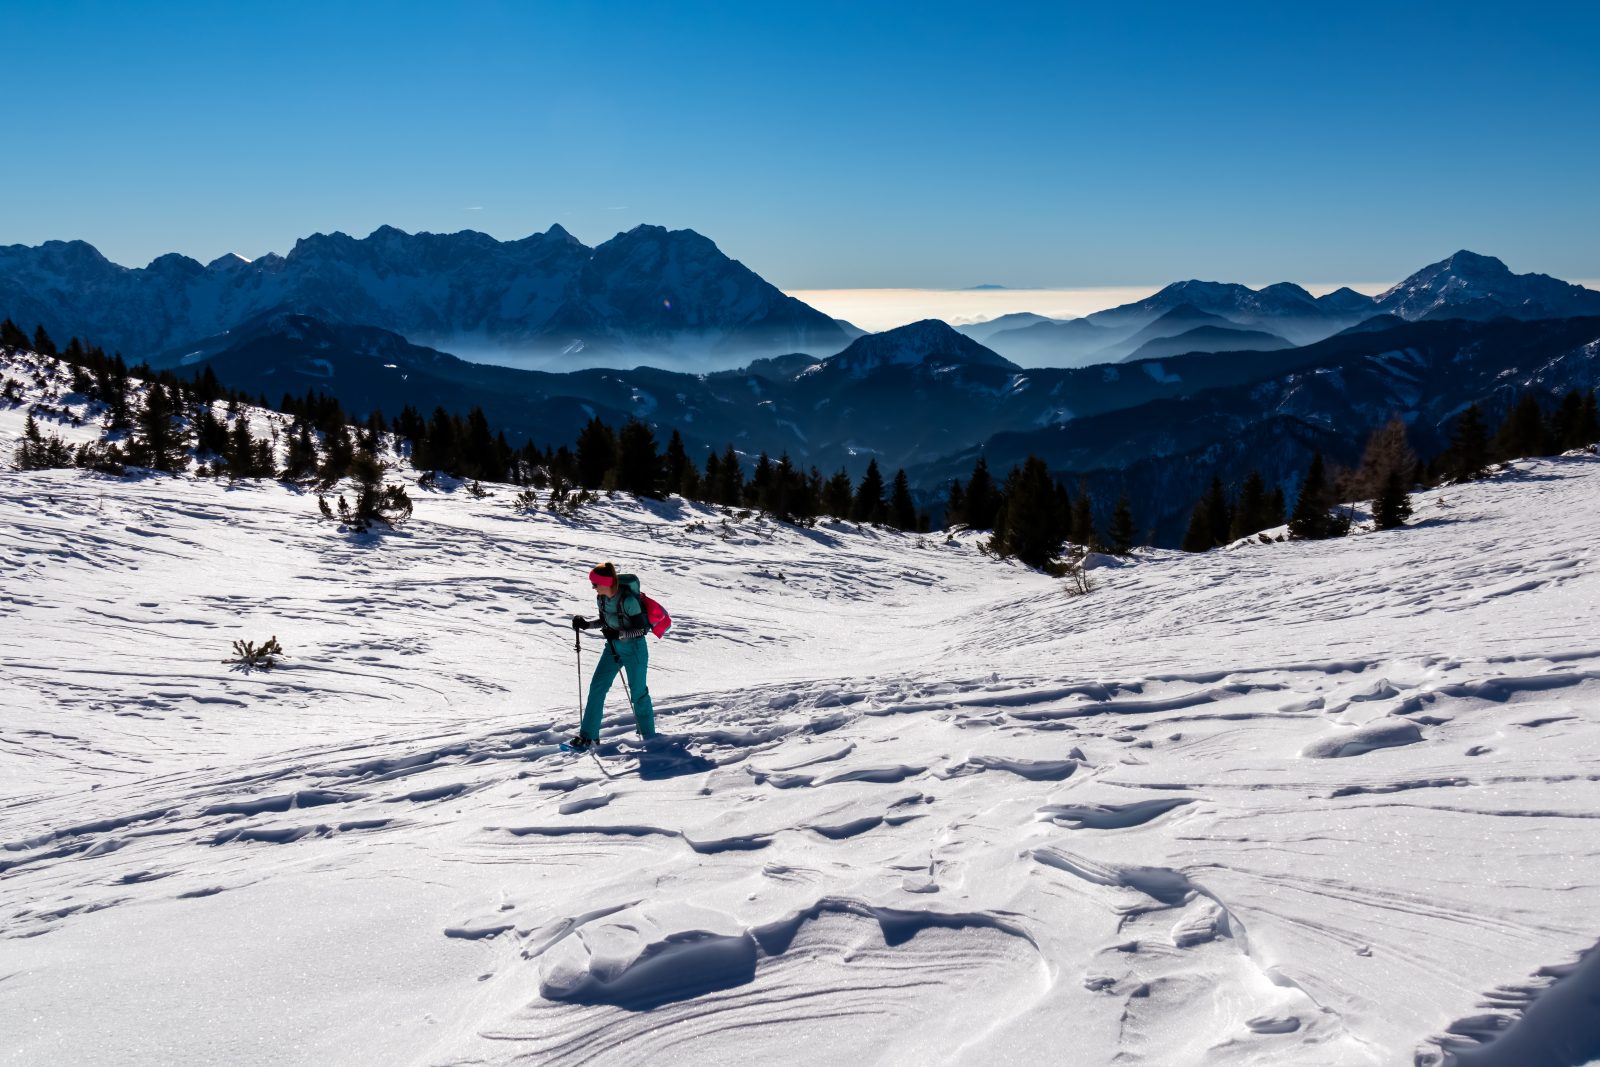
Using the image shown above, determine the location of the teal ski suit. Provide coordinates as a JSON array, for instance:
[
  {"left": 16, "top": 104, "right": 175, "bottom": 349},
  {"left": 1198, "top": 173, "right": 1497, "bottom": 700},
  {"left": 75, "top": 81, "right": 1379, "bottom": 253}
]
[{"left": 577, "top": 576, "right": 656, "bottom": 740}]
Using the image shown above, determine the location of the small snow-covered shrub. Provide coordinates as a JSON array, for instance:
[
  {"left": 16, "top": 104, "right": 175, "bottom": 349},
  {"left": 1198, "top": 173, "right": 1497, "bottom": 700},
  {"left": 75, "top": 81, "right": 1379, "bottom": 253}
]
[{"left": 228, "top": 636, "right": 283, "bottom": 670}]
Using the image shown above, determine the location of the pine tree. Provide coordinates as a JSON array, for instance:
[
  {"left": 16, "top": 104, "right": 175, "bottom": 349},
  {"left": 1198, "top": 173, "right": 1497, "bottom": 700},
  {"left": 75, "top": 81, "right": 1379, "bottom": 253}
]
[
  {"left": 716, "top": 445, "right": 744, "bottom": 506},
  {"left": 224, "top": 417, "right": 251, "bottom": 477},
  {"left": 663, "top": 430, "right": 691, "bottom": 496},
  {"left": 0, "top": 319, "right": 28, "bottom": 351},
  {"left": 853, "top": 459, "right": 886, "bottom": 524},
  {"left": 339, "top": 450, "right": 413, "bottom": 531},
  {"left": 15, "top": 412, "right": 41, "bottom": 469},
  {"left": 746, "top": 452, "right": 774, "bottom": 510},
  {"left": 889, "top": 469, "right": 918, "bottom": 530},
  {"left": 1491, "top": 393, "right": 1548, "bottom": 460},
  {"left": 993, "top": 456, "right": 1066, "bottom": 568},
  {"left": 1446, "top": 403, "right": 1490, "bottom": 481},
  {"left": 1580, "top": 388, "right": 1599, "bottom": 447},
  {"left": 575, "top": 416, "right": 616, "bottom": 489},
  {"left": 420, "top": 406, "right": 461, "bottom": 475},
  {"left": 1288, "top": 452, "right": 1339, "bottom": 540},
  {"left": 805, "top": 467, "right": 825, "bottom": 521},
  {"left": 464, "top": 407, "right": 499, "bottom": 480},
  {"left": 192, "top": 405, "right": 229, "bottom": 459},
  {"left": 318, "top": 424, "right": 355, "bottom": 483},
  {"left": 676, "top": 452, "right": 703, "bottom": 500},
  {"left": 1180, "top": 501, "right": 1213, "bottom": 553},
  {"left": 128, "top": 382, "right": 187, "bottom": 473},
  {"left": 282, "top": 421, "right": 319, "bottom": 482},
  {"left": 963, "top": 456, "right": 999, "bottom": 530},
  {"left": 1069, "top": 482, "right": 1096, "bottom": 549},
  {"left": 612, "top": 418, "right": 662, "bottom": 498},
  {"left": 944, "top": 478, "right": 967, "bottom": 528},
  {"left": 1203, "top": 475, "right": 1231, "bottom": 547},
  {"left": 822, "top": 467, "right": 854, "bottom": 519},
  {"left": 1550, "top": 390, "right": 1585, "bottom": 452},
  {"left": 1229, "top": 470, "right": 1269, "bottom": 540},
  {"left": 1108, "top": 493, "right": 1136, "bottom": 554},
  {"left": 1372, "top": 466, "right": 1413, "bottom": 530},
  {"left": 32, "top": 325, "right": 57, "bottom": 357}
]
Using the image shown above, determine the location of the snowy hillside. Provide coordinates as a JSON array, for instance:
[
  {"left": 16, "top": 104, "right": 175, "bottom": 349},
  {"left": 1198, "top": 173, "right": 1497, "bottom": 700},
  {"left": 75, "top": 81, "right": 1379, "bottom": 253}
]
[{"left": 3, "top": 369, "right": 1600, "bottom": 1064}]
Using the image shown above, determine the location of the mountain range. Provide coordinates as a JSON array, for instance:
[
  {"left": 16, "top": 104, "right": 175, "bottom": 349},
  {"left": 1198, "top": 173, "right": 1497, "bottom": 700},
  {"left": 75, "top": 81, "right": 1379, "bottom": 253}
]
[
  {"left": 962, "top": 251, "right": 1600, "bottom": 368},
  {"left": 0, "top": 225, "right": 852, "bottom": 370},
  {"left": 4, "top": 229, "right": 1598, "bottom": 544}
]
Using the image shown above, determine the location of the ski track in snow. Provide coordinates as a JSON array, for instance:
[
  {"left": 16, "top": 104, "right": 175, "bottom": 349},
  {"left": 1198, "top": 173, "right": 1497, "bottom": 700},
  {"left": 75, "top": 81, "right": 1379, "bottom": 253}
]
[{"left": 3, "top": 371, "right": 1600, "bottom": 1065}]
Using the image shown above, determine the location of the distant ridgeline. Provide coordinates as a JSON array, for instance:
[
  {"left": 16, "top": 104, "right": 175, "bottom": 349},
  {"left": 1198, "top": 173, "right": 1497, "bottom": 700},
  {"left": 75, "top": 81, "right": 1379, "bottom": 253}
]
[
  {"left": 5, "top": 316, "right": 1596, "bottom": 563},
  {"left": 4, "top": 240, "right": 1599, "bottom": 549}
]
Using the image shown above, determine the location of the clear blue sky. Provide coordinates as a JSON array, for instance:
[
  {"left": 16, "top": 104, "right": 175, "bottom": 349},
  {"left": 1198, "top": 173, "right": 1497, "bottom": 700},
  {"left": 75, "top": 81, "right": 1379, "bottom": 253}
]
[{"left": 4, "top": 0, "right": 1597, "bottom": 289}]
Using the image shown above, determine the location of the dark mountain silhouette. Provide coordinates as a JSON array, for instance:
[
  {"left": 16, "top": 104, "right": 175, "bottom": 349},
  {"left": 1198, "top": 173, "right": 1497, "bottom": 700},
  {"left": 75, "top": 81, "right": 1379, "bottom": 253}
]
[{"left": 0, "top": 225, "right": 850, "bottom": 369}]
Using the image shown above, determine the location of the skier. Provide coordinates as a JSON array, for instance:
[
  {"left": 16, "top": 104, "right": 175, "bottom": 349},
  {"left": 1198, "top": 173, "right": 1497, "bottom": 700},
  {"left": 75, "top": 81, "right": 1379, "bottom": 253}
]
[{"left": 568, "top": 561, "right": 660, "bottom": 749}]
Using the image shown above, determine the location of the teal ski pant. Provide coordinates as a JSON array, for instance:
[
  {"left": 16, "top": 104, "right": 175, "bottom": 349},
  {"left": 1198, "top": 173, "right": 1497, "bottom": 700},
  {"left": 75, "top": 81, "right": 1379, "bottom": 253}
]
[{"left": 581, "top": 638, "right": 655, "bottom": 739}]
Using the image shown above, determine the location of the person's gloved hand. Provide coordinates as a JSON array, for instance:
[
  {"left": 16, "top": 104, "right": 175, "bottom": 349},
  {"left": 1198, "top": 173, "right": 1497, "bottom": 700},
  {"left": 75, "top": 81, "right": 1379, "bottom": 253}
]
[
  {"left": 601, "top": 625, "right": 620, "bottom": 640},
  {"left": 571, "top": 615, "right": 589, "bottom": 630}
]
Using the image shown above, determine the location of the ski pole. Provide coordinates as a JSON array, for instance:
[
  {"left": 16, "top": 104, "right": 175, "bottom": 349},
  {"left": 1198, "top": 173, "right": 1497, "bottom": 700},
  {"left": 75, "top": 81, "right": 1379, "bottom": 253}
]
[{"left": 574, "top": 627, "right": 583, "bottom": 719}]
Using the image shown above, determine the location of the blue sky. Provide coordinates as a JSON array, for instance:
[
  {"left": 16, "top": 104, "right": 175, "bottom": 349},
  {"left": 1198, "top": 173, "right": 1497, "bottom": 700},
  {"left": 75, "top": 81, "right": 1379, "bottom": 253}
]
[{"left": 4, "top": 0, "right": 1597, "bottom": 289}]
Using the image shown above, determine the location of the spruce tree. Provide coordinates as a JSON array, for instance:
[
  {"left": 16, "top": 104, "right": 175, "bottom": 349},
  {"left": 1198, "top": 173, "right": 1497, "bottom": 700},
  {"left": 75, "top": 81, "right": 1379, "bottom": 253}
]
[
  {"left": 1446, "top": 403, "right": 1490, "bottom": 481},
  {"left": 1181, "top": 501, "right": 1213, "bottom": 553},
  {"left": 852, "top": 459, "right": 886, "bottom": 524},
  {"left": 663, "top": 430, "right": 691, "bottom": 496},
  {"left": 1288, "top": 452, "right": 1338, "bottom": 539},
  {"left": 1580, "top": 388, "right": 1599, "bottom": 447},
  {"left": 1108, "top": 493, "right": 1136, "bottom": 554},
  {"left": 1372, "top": 466, "right": 1413, "bottom": 530},
  {"left": 963, "top": 456, "right": 999, "bottom": 530},
  {"left": 889, "top": 469, "right": 918, "bottom": 530},
  {"left": 805, "top": 467, "right": 825, "bottom": 520},
  {"left": 129, "top": 382, "right": 187, "bottom": 473},
  {"left": 32, "top": 325, "right": 57, "bottom": 357},
  {"left": 1068, "top": 483, "right": 1095, "bottom": 549},
  {"left": 193, "top": 405, "right": 229, "bottom": 459},
  {"left": 1203, "top": 475, "right": 1231, "bottom": 547},
  {"left": 746, "top": 452, "right": 774, "bottom": 510},
  {"left": 944, "top": 478, "right": 967, "bottom": 528},
  {"left": 318, "top": 424, "right": 355, "bottom": 483},
  {"left": 224, "top": 418, "right": 251, "bottom": 477},
  {"left": 716, "top": 445, "right": 744, "bottom": 506},
  {"left": 0, "top": 319, "right": 28, "bottom": 351},
  {"left": 1491, "top": 393, "right": 1548, "bottom": 460},
  {"left": 575, "top": 416, "right": 616, "bottom": 489},
  {"left": 822, "top": 468, "right": 854, "bottom": 519},
  {"left": 1229, "top": 470, "right": 1269, "bottom": 540},
  {"left": 613, "top": 417, "right": 662, "bottom": 498},
  {"left": 464, "top": 408, "right": 499, "bottom": 480},
  {"left": 1551, "top": 390, "right": 1586, "bottom": 452},
  {"left": 282, "top": 421, "right": 319, "bottom": 482},
  {"left": 995, "top": 456, "right": 1065, "bottom": 568},
  {"left": 17, "top": 413, "right": 74, "bottom": 470}
]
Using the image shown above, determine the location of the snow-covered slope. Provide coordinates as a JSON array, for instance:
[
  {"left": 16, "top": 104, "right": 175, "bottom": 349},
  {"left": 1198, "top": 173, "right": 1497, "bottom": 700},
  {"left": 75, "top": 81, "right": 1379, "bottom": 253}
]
[{"left": 3, "top": 374, "right": 1599, "bottom": 1064}]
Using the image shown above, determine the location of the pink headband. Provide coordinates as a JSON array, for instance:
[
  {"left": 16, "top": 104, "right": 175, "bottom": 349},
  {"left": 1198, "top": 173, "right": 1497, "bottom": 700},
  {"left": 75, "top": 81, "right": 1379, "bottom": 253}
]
[{"left": 589, "top": 569, "right": 615, "bottom": 588}]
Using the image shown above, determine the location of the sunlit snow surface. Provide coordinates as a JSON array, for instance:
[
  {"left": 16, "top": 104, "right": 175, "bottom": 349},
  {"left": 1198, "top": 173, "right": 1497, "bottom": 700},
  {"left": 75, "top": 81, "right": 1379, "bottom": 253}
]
[{"left": 2, "top": 373, "right": 1599, "bottom": 1065}]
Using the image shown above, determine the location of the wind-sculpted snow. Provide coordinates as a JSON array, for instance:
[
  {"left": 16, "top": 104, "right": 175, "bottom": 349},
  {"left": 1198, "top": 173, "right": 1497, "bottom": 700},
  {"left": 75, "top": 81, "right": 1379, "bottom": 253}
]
[{"left": 3, "top": 376, "right": 1600, "bottom": 1063}]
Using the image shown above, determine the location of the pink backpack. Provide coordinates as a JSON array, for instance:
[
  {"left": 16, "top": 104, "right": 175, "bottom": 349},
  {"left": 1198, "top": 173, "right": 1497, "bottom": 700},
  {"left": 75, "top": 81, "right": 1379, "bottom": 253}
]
[{"left": 640, "top": 593, "right": 672, "bottom": 638}]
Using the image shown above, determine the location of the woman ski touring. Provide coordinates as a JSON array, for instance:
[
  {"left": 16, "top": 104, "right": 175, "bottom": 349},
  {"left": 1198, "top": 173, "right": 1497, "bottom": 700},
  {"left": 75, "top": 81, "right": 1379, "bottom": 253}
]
[{"left": 568, "top": 561, "right": 670, "bottom": 749}]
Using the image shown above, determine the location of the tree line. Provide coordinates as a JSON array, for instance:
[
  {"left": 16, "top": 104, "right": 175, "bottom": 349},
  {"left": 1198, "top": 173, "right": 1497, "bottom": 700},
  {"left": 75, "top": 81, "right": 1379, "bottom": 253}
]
[{"left": 9, "top": 318, "right": 1597, "bottom": 559}]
